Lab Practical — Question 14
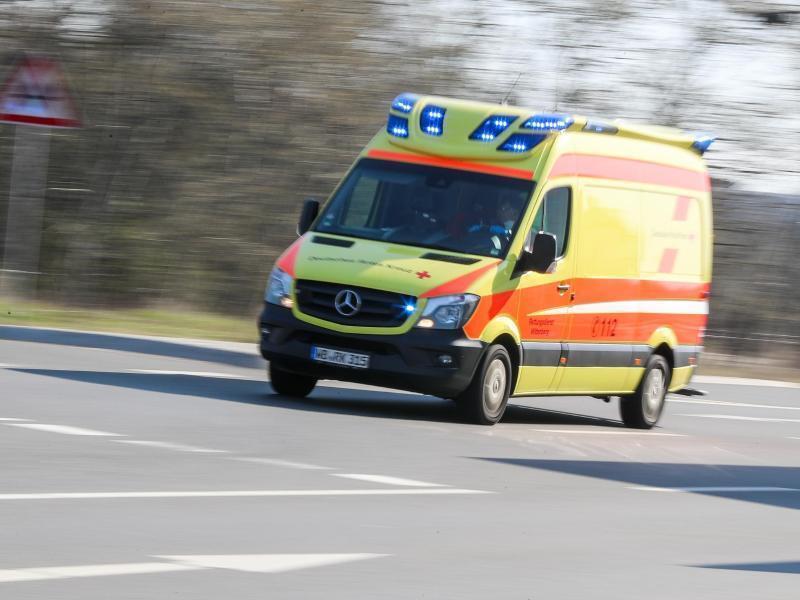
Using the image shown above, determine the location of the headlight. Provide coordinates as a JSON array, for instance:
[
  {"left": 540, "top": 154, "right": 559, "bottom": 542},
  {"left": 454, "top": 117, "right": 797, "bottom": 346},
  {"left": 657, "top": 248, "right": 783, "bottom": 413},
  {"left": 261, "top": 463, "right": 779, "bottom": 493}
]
[
  {"left": 265, "top": 267, "right": 294, "bottom": 308},
  {"left": 415, "top": 294, "right": 479, "bottom": 330}
]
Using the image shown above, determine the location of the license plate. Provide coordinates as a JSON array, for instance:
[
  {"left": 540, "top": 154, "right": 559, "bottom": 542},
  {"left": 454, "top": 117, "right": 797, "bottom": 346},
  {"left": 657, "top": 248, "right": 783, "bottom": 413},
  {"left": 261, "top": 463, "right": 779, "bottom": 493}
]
[{"left": 311, "top": 346, "right": 370, "bottom": 369}]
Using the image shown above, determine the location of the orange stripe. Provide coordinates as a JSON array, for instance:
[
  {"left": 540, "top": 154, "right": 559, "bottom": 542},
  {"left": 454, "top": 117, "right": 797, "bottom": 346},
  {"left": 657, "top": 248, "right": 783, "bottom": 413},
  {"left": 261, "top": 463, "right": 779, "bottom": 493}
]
[
  {"left": 673, "top": 196, "right": 692, "bottom": 221},
  {"left": 420, "top": 262, "right": 499, "bottom": 298},
  {"left": 549, "top": 153, "right": 710, "bottom": 192},
  {"left": 275, "top": 237, "right": 303, "bottom": 277},
  {"left": 367, "top": 149, "right": 534, "bottom": 180}
]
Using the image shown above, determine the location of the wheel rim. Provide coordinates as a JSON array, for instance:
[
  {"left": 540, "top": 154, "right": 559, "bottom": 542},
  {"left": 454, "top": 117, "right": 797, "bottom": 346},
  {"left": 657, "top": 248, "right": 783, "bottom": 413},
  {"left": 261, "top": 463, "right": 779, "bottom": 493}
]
[
  {"left": 483, "top": 358, "right": 507, "bottom": 416},
  {"left": 643, "top": 367, "right": 665, "bottom": 422}
]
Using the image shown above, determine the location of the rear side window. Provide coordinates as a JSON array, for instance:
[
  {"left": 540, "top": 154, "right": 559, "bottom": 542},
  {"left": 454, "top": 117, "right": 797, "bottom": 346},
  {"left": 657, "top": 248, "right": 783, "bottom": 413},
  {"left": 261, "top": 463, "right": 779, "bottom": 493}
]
[{"left": 531, "top": 187, "right": 571, "bottom": 257}]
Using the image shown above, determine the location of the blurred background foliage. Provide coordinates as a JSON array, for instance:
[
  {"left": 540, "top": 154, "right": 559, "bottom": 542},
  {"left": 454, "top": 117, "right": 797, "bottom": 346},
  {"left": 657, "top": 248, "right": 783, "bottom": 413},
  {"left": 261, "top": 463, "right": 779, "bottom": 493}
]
[{"left": 0, "top": 0, "right": 797, "bottom": 362}]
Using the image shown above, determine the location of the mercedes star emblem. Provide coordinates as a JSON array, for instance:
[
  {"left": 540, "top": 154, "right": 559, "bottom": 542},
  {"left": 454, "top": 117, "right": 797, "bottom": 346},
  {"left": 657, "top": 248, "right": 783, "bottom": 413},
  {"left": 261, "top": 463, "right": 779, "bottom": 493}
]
[{"left": 334, "top": 289, "right": 362, "bottom": 317}]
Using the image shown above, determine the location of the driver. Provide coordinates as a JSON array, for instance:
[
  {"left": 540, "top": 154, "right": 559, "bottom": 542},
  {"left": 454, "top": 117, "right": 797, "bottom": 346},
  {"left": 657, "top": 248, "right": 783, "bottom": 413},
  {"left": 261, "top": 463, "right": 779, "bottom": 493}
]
[{"left": 467, "top": 198, "right": 517, "bottom": 238}]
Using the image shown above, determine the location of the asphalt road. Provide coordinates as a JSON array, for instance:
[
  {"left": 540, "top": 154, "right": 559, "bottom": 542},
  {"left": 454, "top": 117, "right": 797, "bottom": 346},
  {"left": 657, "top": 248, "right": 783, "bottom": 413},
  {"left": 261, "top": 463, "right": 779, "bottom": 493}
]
[{"left": 1, "top": 332, "right": 799, "bottom": 599}]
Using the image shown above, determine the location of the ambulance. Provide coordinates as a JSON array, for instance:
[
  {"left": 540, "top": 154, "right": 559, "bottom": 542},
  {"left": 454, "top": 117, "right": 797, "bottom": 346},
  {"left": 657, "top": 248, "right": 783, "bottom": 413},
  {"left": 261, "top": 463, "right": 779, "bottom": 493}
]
[{"left": 259, "top": 94, "right": 713, "bottom": 427}]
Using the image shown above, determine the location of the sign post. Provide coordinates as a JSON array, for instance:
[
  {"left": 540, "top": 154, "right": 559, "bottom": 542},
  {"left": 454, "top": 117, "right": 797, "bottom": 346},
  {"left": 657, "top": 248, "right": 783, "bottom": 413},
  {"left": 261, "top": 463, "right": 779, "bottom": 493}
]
[{"left": 0, "top": 55, "right": 80, "bottom": 298}]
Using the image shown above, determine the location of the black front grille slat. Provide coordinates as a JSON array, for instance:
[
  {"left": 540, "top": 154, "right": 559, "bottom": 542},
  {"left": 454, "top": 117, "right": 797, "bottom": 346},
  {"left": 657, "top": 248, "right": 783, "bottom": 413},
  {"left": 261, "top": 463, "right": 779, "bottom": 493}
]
[{"left": 295, "top": 280, "right": 413, "bottom": 327}]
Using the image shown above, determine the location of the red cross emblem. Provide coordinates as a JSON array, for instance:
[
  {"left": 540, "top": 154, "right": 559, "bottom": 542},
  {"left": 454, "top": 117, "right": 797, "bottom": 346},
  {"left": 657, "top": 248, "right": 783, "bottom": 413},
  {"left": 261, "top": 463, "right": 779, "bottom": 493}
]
[{"left": 416, "top": 271, "right": 431, "bottom": 279}]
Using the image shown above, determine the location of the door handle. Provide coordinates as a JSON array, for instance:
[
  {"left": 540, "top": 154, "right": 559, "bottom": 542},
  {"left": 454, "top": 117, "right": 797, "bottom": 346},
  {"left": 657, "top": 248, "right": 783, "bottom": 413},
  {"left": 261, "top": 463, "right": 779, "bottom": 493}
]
[{"left": 557, "top": 283, "right": 571, "bottom": 293}]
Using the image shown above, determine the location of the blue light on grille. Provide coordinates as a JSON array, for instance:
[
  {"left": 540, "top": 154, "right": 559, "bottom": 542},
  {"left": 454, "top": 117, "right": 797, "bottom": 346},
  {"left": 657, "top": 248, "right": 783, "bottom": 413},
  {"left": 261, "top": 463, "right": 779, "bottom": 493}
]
[
  {"left": 404, "top": 303, "right": 416, "bottom": 314},
  {"left": 391, "top": 93, "right": 419, "bottom": 114},
  {"left": 690, "top": 133, "right": 715, "bottom": 154},
  {"left": 420, "top": 105, "right": 446, "bottom": 136},
  {"left": 469, "top": 115, "right": 518, "bottom": 142},
  {"left": 498, "top": 133, "right": 547, "bottom": 153},
  {"left": 387, "top": 114, "right": 409, "bottom": 138},
  {"left": 521, "top": 113, "right": 574, "bottom": 131}
]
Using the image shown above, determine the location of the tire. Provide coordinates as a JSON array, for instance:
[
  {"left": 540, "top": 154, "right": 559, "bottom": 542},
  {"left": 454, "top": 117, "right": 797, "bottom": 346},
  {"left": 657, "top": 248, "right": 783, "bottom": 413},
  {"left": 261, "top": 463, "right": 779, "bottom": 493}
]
[
  {"left": 620, "top": 354, "right": 670, "bottom": 429},
  {"left": 269, "top": 363, "right": 317, "bottom": 398},
  {"left": 455, "top": 344, "right": 512, "bottom": 425}
]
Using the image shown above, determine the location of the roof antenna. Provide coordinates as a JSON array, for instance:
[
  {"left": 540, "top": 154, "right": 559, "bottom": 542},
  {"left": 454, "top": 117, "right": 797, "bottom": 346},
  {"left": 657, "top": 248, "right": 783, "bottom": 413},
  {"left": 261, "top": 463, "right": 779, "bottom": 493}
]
[{"left": 501, "top": 72, "right": 522, "bottom": 105}]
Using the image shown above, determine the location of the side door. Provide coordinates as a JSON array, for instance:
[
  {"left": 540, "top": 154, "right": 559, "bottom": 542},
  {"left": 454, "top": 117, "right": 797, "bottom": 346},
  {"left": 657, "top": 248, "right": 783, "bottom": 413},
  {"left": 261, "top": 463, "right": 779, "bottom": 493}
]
[{"left": 514, "top": 186, "right": 575, "bottom": 394}]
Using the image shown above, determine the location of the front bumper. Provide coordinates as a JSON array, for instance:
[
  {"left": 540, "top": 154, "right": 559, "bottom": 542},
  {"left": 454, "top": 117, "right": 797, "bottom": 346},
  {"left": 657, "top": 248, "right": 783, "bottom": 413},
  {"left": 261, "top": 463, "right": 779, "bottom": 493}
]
[{"left": 258, "top": 304, "right": 485, "bottom": 398}]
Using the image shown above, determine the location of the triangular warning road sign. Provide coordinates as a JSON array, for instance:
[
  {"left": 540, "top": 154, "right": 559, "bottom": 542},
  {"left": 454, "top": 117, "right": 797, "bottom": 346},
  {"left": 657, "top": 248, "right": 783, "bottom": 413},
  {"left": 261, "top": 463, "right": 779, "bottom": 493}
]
[{"left": 0, "top": 55, "right": 80, "bottom": 128}]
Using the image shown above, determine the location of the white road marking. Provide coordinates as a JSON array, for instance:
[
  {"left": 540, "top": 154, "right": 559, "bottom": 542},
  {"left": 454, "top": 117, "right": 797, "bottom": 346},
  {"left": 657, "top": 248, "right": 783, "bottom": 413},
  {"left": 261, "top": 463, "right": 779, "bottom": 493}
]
[
  {"left": 532, "top": 428, "right": 686, "bottom": 437},
  {"left": 0, "top": 488, "right": 491, "bottom": 501},
  {"left": 675, "top": 414, "right": 800, "bottom": 423},
  {"left": 0, "top": 562, "right": 199, "bottom": 583},
  {"left": 632, "top": 486, "right": 800, "bottom": 493},
  {"left": 0, "top": 418, "right": 30, "bottom": 422},
  {"left": 7, "top": 423, "right": 124, "bottom": 436},
  {"left": 233, "top": 457, "right": 333, "bottom": 470},
  {"left": 692, "top": 375, "right": 799, "bottom": 389},
  {"left": 126, "top": 369, "right": 253, "bottom": 380},
  {"left": 0, "top": 553, "right": 387, "bottom": 584},
  {"left": 332, "top": 474, "right": 445, "bottom": 487},
  {"left": 787, "top": 437, "right": 800, "bottom": 441},
  {"left": 112, "top": 440, "right": 228, "bottom": 453},
  {"left": 156, "top": 553, "right": 386, "bottom": 574},
  {"left": 669, "top": 398, "right": 800, "bottom": 411}
]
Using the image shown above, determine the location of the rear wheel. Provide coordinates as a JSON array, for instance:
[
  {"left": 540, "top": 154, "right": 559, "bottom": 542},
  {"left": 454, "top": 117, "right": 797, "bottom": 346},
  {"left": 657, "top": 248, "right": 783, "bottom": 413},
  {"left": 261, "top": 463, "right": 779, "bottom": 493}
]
[
  {"left": 620, "top": 355, "right": 670, "bottom": 429},
  {"left": 269, "top": 363, "right": 317, "bottom": 398},
  {"left": 456, "top": 345, "right": 512, "bottom": 425}
]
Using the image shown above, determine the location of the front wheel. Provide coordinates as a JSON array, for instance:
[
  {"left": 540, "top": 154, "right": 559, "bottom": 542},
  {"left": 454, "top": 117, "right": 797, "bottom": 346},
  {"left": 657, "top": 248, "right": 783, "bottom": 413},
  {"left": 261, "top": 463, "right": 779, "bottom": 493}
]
[
  {"left": 620, "top": 355, "right": 670, "bottom": 429},
  {"left": 269, "top": 363, "right": 317, "bottom": 398},
  {"left": 455, "top": 345, "right": 512, "bottom": 425}
]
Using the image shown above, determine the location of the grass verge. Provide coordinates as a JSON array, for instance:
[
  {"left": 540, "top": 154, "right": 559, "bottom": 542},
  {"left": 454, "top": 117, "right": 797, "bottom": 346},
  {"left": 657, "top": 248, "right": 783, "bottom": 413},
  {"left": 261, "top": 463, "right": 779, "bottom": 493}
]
[{"left": 0, "top": 299, "right": 258, "bottom": 343}]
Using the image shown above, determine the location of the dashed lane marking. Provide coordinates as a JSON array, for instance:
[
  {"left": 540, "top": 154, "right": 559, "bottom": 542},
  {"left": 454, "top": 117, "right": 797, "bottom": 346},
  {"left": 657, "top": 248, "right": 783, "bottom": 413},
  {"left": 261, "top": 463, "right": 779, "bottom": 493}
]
[
  {"left": 125, "top": 369, "right": 254, "bottom": 380},
  {"left": 112, "top": 440, "right": 228, "bottom": 453},
  {"left": 0, "top": 488, "right": 491, "bottom": 501},
  {"left": 632, "top": 486, "right": 800, "bottom": 493},
  {"left": 675, "top": 414, "right": 800, "bottom": 423},
  {"left": 332, "top": 474, "right": 445, "bottom": 487},
  {"left": 0, "top": 418, "right": 31, "bottom": 421},
  {"left": 669, "top": 398, "right": 800, "bottom": 411},
  {"left": 232, "top": 457, "right": 333, "bottom": 470},
  {"left": 6, "top": 423, "right": 124, "bottom": 436},
  {"left": 692, "top": 376, "right": 799, "bottom": 389},
  {"left": 531, "top": 428, "right": 685, "bottom": 436},
  {"left": 0, "top": 553, "right": 387, "bottom": 584}
]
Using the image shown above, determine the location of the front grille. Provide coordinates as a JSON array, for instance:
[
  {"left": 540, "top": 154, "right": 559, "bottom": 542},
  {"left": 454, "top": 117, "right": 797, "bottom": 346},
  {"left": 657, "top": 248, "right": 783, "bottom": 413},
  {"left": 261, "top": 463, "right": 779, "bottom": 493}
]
[{"left": 295, "top": 280, "right": 413, "bottom": 327}]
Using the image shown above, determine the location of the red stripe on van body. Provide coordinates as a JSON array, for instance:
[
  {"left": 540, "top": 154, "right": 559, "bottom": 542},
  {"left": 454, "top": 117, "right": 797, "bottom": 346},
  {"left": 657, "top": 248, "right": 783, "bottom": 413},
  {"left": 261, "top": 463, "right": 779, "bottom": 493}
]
[
  {"left": 367, "top": 149, "right": 535, "bottom": 180},
  {"left": 420, "top": 262, "right": 499, "bottom": 299},
  {"left": 549, "top": 153, "right": 710, "bottom": 192},
  {"left": 673, "top": 196, "right": 692, "bottom": 221},
  {"left": 658, "top": 248, "right": 679, "bottom": 273},
  {"left": 275, "top": 237, "right": 303, "bottom": 277}
]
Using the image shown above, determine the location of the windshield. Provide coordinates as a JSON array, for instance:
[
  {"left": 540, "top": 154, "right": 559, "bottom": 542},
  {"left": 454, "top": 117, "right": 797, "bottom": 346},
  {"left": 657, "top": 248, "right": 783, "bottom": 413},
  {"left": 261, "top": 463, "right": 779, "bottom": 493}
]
[{"left": 314, "top": 158, "right": 535, "bottom": 258}]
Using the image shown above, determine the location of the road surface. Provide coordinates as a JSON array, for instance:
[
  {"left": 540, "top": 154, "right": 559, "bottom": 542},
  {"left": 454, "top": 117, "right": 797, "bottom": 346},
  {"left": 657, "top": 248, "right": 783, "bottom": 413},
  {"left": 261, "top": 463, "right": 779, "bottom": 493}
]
[{"left": 0, "top": 332, "right": 798, "bottom": 599}]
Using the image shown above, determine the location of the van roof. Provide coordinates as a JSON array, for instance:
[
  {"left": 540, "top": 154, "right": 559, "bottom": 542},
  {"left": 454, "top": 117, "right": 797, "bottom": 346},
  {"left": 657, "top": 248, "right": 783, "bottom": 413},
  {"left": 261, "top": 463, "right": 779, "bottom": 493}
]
[{"left": 384, "top": 93, "right": 714, "bottom": 161}]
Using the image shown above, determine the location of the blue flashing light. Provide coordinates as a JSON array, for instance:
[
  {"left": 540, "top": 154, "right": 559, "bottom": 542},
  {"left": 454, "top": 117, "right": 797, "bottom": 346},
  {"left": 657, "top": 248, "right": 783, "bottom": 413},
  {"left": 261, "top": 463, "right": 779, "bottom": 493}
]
[
  {"left": 498, "top": 133, "right": 547, "bottom": 153},
  {"left": 404, "top": 303, "right": 416, "bottom": 314},
  {"left": 690, "top": 132, "right": 716, "bottom": 155},
  {"left": 469, "top": 115, "right": 518, "bottom": 142},
  {"left": 522, "top": 113, "right": 574, "bottom": 132},
  {"left": 420, "top": 104, "right": 446, "bottom": 136},
  {"left": 391, "top": 93, "right": 419, "bottom": 114},
  {"left": 387, "top": 114, "right": 409, "bottom": 138}
]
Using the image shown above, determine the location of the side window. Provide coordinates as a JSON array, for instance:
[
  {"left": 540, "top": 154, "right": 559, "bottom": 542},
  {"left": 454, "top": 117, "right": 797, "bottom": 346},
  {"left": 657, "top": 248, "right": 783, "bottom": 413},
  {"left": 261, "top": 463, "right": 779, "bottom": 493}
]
[
  {"left": 531, "top": 187, "right": 571, "bottom": 257},
  {"left": 341, "top": 177, "right": 379, "bottom": 228}
]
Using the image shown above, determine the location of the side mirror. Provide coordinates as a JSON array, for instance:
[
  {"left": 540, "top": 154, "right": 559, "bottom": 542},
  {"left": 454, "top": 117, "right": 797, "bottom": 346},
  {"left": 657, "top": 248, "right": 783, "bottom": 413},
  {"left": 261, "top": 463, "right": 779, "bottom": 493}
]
[
  {"left": 517, "top": 232, "right": 557, "bottom": 274},
  {"left": 297, "top": 198, "right": 320, "bottom": 235}
]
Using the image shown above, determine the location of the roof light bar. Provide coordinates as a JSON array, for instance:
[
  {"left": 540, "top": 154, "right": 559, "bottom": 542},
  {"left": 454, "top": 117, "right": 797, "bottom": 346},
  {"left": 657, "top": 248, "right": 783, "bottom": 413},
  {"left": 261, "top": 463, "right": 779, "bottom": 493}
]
[
  {"left": 498, "top": 133, "right": 547, "bottom": 153},
  {"left": 583, "top": 121, "right": 618, "bottom": 135},
  {"left": 420, "top": 105, "right": 446, "bottom": 137},
  {"left": 522, "top": 113, "right": 574, "bottom": 132},
  {"left": 387, "top": 114, "right": 409, "bottom": 138},
  {"left": 469, "top": 115, "right": 518, "bottom": 142},
  {"left": 391, "top": 93, "right": 419, "bottom": 114}
]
